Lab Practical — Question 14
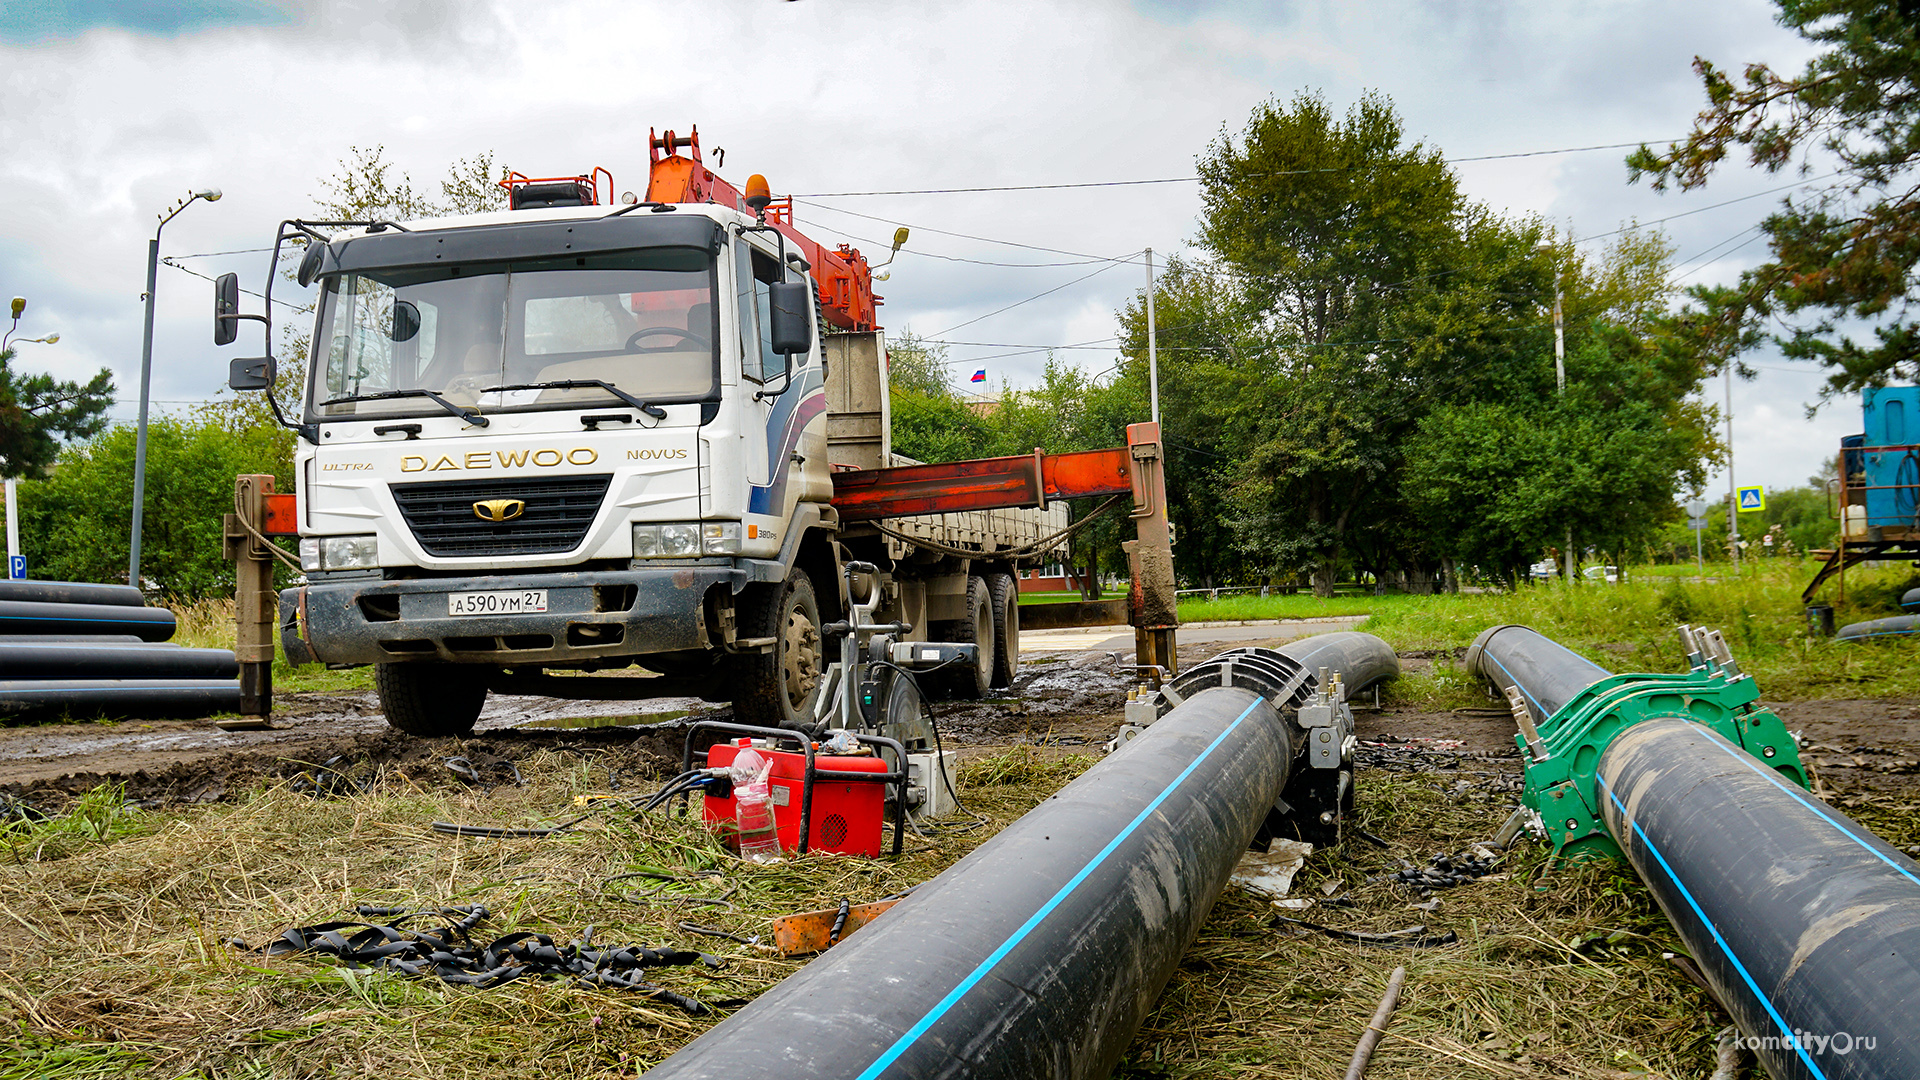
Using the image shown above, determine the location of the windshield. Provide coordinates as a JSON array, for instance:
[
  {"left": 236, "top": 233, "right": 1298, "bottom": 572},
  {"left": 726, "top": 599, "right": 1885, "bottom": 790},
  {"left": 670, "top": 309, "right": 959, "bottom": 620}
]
[{"left": 309, "top": 248, "right": 716, "bottom": 419}]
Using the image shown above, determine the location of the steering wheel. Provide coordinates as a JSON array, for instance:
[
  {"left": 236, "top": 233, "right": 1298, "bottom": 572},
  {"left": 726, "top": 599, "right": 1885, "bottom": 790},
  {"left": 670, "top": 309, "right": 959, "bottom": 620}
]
[{"left": 625, "top": 326, "right": 707, "bottom": 352}]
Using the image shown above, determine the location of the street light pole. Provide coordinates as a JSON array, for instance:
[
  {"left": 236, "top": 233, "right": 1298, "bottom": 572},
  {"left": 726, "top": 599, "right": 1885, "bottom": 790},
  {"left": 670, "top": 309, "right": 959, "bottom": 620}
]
[
  {"left": 1725, "top": 360, "right": 1739, "bottom": 572},
  {"left": 1144, "top": 247, "right": 1160, "bottom": 428},
  {"left": 1555, "top": 278, "right": 1572, "bottom": 585},
  {"left": 129, "top": 188, "right": 220, "bottom": 588}
]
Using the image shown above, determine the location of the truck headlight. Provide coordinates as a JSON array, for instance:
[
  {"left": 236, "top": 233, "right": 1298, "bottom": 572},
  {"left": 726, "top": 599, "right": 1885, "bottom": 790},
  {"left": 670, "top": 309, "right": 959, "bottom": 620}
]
[
  {"left": 702, "top": 522, "right": 741, "bottom": 554},
  {"left": 659, "top": 523, "right": 700, "bottom": 556},
  {"left": 303, "top": 535, "right": 378, "bottom": 571},
  {"left": 633, "top": 523, "right": 702, "bottom": 558}
]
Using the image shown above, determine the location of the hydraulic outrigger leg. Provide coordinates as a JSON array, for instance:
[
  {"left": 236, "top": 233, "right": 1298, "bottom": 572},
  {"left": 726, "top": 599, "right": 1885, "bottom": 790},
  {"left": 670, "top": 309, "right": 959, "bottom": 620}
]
[{"left": 829, "top": 421, "right": 1179, "bottom": 678}]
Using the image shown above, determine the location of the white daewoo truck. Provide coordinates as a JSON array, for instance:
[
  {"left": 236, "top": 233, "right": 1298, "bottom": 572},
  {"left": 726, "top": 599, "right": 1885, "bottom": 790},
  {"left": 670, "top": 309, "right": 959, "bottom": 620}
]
[{"left": 216, "top": 129, "right": 1068, "bottom": 738}]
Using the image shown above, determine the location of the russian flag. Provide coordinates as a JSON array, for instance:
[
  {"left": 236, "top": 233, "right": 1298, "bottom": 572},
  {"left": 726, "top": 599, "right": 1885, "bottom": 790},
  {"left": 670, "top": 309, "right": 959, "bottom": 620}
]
[{"left": 970, "top": 369, "right": 986, "bottom": 383}]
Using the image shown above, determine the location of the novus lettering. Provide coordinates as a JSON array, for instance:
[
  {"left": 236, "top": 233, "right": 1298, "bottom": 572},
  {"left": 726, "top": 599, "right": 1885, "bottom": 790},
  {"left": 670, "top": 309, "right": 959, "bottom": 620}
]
[{"left": 626, "top": 449, "right": 690, "bottom": 460}]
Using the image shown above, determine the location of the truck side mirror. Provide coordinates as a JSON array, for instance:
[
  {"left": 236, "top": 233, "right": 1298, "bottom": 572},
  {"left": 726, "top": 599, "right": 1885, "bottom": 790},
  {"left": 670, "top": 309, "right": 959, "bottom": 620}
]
[
  {"left": 214, "top": 273, "right": 241, "bottom": 346},
  {"left": 296, "top": 241, "right": 326, "bottom": 288},
  {"left": 390, "top": 300, "right": 420, "bottom": 342},
  {"left": 768, "top": 280, "right": 812, "bottom": 356},
  {"left": 229, "top": 356, "right": 275, "bottom": 392}
]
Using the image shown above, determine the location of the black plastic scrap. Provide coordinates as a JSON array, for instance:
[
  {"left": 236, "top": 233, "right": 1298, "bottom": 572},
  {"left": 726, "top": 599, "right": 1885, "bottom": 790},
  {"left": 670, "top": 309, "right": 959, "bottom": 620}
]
[
  {"left": 232, "top": 904, "right": 739, "bottom": 1013},
  {"left": 1272, "top": 916, "right": 1459, "bottom": 948},
  {"left": 1378, "top": 850, "right": 1502, "bottom": 892}
]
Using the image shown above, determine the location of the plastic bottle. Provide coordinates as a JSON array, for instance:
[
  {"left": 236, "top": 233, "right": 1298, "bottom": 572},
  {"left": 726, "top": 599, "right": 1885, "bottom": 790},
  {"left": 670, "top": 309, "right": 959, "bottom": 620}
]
[{"left": 729, "top": 748, "right": 781, "bottom": 863}]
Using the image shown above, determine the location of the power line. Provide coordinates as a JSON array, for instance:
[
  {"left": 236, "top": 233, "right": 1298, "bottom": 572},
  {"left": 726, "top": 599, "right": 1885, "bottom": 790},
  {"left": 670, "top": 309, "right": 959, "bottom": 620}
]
[
  {"left": 929, "top": 256, "right": 1138, "bottom": 338},
  {"left": 794, "top": 199, "right": 1134, "bottom": 263},
  {"left": 167, "top": 246, "right": 276, "bottom": 260},
  {"left": 161, "top": 258, "right": 308, "bottom": 311},
  {"left": 793, "top": 139, "right": 1683, "bottom": 197}
]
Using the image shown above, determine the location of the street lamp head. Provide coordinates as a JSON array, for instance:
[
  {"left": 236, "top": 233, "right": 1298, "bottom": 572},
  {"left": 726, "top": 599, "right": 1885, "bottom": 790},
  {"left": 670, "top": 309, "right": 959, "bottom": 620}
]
[
  {"left": 8, "top": 298, "right": 22, "bottom": 319},
  {"left": 194, "top": 188, "right": 222, "bottom": 203},
  {"left": 40, "top": 333, "right": 58, "bottom": 345}
]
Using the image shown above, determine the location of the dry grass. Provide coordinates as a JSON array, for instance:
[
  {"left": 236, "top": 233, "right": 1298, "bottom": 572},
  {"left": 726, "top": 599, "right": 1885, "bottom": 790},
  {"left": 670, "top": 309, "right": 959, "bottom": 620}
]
[
  {"left": 0, "top": 745, "right": 1733, "bottom": 1080},
  {"left": 1117, "top": 769, "right": 1718, "bottom": 1079},
  {"left": 0, "top": 747, "right": 1095, "bottom": 1079}
]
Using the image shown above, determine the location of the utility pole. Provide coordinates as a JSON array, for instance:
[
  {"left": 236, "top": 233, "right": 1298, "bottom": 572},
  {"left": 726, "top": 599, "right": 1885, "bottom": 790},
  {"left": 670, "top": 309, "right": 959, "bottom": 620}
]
[
  {"left": 130, "top": 187, "right": 220, "bottom": 588},
  {"left": 1725, "top": 361, "right": 1739, "bottom": 572},
  {"left": 1144, "top": 247, "right": 1160, "bottom": 427},
  {"left": 1555, "top": 277, "right": 1573, "bottom": 585}
]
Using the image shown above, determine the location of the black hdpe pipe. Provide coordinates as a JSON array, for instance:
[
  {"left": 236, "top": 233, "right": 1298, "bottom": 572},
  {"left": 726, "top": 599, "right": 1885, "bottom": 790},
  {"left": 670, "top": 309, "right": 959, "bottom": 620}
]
[
  {"left": 0, "top": 642, "right": 237, "bottom": 680},
  {"left": 0, "top": 679, "right": 242, "bottom": 716},
  {"left": 0, "top": 579, "right": 145, "bottom": 608},
  {"left": 1600, "top": 719, "right": 1920, "bottom": 1079},
  {"left": 1470, "top": 625, "right": 1920, "bottom": 1079},
  {"left": 645, "top": 684, "right": 1296, "bottom": 1080},
  {"left": 0, "top": 600, "right": 175, "bottom": 641},
  {"left": 1463, "top": 623, "right": 1608, "bottom": 726},
  {"left": 1275, "top": 631, "right": 1401, "bottom": 696},
  {"left": 1834, "top": 614, "right": 1920, "bottom": 643}
]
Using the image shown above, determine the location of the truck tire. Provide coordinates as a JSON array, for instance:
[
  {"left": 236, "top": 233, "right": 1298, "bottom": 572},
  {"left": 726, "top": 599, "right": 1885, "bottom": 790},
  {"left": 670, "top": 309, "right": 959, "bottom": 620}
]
[
  {"left": 932, "top": 575, "right": 994, "bottom": 700},
  {"left": 374, "top": 662, "right": 486, "bottom": 737},
  {"left": 987, "top": 571, "right": 1019, "bottom": 689},
  {"left": 731, "top": 571, "right": 823, "bottom": 729}
]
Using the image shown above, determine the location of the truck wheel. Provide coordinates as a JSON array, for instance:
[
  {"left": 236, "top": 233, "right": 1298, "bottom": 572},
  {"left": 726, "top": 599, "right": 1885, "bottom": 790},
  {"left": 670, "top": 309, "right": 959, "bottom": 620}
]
[
  {"left": 987, "top": 571, "right": 1019, "bottom": 689},
  {"left": 732, "top": 571, "right": 823, "bottom": 729},
  {"left": 374, "top": 662, "right": 485, "bottom": 737},
  {"left": 932, "top": 576, "right": 994, "bottom": 700}
]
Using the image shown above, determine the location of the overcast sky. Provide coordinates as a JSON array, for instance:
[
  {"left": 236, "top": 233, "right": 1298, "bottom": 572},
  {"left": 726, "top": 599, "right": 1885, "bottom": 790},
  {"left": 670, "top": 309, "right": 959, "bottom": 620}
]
[{"left": 0, "top": 0, "right": 1852, "bottom": 497}]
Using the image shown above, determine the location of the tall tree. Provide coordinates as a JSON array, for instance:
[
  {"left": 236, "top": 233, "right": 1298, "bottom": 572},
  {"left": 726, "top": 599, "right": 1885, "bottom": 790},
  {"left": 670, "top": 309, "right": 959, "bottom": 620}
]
[
  {"left": 1627, "top": 0, "right": 1920, "bottom": 394},
  {"left": 0, "top": 345, "right": 114, "bottom": 478}
]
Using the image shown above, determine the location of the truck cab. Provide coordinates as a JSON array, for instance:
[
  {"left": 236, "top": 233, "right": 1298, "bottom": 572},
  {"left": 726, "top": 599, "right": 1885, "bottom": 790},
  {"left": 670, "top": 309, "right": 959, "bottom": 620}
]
[{"left": 277, "top": 198, "right": 851, "bottom": 734}]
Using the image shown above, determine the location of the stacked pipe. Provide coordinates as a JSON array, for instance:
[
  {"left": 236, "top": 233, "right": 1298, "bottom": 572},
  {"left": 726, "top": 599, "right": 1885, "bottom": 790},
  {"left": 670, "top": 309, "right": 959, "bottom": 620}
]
[
  {"left": 0, "top": 579, "right": 241, "bottom": 717},
  {"left": 644, "top": 633, "right": 1398, "bottom": 1080},
  {"left": 1468, "top": 623, "right": 1920, "bottom": 1079}
]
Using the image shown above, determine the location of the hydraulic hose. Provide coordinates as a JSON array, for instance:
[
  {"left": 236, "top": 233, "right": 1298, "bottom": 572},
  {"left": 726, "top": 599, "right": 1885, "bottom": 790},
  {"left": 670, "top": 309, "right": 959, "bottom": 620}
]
[{"left": 645, "top": 683, "right": 1294, "bottom": 1079}]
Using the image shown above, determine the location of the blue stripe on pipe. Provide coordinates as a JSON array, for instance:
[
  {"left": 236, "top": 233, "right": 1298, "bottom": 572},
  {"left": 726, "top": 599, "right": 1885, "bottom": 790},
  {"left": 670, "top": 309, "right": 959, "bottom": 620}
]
[
  {"left": 0, "top": 615, "right": 162, "bottom": 624},
  {"left": 0, "top": 680, "right": 234, "bottom": 687},
  {"left": 855, "top": 696, "right": 1265, "bottom": 1080},
  {"left": 1699, "top": 728, "right": 1920, "bottom": 890},
  {"left": 1483, "top": 651, "right": 1549, "bottom": 724},
  {"left": 1598, "top": 773, "right": 1826, "bottom": 1079}
]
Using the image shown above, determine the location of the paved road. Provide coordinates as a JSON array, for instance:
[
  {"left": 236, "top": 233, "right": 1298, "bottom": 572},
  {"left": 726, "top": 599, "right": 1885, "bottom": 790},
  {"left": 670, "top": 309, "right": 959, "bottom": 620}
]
[{"left": 1019, "top": 616, "right": 1367, "bottom": 656}]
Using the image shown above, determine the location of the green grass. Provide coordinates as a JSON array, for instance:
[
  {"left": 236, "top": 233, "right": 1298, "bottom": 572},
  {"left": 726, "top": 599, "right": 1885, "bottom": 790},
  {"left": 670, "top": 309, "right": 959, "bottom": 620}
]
[
  {"left": 168, "top": 597, "right": 374, "bottom": 695},
  {"left": 1177, "top": 591, "right": 1425, "bottom": 624},
  {"left": 1018, "top": 588, "right": 1123, "bottom": 605},
  {"left": 1359, "top": 557, "right": 1920, "bottom": 700}
]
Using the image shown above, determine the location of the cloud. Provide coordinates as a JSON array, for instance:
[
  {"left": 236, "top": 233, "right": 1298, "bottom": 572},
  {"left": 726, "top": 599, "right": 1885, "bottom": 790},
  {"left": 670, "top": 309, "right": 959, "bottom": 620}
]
[{"left": 0, "top": 0, "right": 1859, "bottom": 492}]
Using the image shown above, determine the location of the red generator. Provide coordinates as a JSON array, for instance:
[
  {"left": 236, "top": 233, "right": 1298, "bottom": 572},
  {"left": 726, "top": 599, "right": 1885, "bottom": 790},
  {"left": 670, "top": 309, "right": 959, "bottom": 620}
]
[{"left": 703, "top": 738, "right": 890, "bottom": 857}]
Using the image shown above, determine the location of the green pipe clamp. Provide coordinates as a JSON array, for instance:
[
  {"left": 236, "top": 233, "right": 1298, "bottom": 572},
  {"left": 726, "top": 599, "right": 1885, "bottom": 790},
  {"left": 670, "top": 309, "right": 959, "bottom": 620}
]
[{"left": 1515, "top": 625, "right": 1809, "bottom": 861}]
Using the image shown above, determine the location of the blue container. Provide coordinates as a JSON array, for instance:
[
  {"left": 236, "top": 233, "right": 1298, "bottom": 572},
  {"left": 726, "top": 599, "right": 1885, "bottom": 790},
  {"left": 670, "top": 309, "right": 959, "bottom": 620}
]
[{"left": 1861, "top": 388, "right": 1920, "bottom": 526}]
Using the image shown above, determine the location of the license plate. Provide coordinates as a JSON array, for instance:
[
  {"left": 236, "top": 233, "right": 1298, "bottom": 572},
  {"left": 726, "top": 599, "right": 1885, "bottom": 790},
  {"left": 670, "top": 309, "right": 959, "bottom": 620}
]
[{"left": 447, "top": 590, "right": 548, "bottom": 616}]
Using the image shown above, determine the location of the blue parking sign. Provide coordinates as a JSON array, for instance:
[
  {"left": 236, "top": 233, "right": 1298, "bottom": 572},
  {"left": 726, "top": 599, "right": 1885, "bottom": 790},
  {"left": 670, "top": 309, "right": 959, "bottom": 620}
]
[{"left": 8, "top": 555, "right": 24, "bottom": 580}]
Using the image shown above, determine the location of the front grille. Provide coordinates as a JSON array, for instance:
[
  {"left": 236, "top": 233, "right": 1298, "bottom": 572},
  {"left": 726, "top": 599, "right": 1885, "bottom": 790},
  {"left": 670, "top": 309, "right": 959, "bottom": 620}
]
[{"left": 390, "top": 474, "right": 612, "bottom": 557}]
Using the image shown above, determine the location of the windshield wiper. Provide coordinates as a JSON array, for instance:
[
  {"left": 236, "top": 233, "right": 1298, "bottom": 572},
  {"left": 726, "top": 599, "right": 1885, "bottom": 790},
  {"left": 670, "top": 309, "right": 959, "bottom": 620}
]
[
  {"left": 486, "top": 380, "right": 668, "bottom": 419},
  {"left": 319, "top": 388, "right": 490, "bottom": 427}
]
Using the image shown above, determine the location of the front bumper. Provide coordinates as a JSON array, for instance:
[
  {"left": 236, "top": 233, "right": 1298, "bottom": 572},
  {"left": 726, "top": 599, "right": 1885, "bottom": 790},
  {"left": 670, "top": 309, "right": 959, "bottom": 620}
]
[{"left": 281, "top": 565, "right": 750, "bottom": 667}]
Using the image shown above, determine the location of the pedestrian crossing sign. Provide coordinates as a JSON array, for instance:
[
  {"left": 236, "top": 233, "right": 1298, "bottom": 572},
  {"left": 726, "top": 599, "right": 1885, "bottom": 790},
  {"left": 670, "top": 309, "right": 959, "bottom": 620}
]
[{"left": 1737, "top": 485, "right": 1765, "bottom": 512}]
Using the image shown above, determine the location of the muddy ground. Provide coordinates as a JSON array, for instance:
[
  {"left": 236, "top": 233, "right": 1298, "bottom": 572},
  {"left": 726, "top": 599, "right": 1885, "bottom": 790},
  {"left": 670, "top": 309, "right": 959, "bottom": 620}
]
[{"left": 6, "top": 638, "right": 1919, "bottom": 822}]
